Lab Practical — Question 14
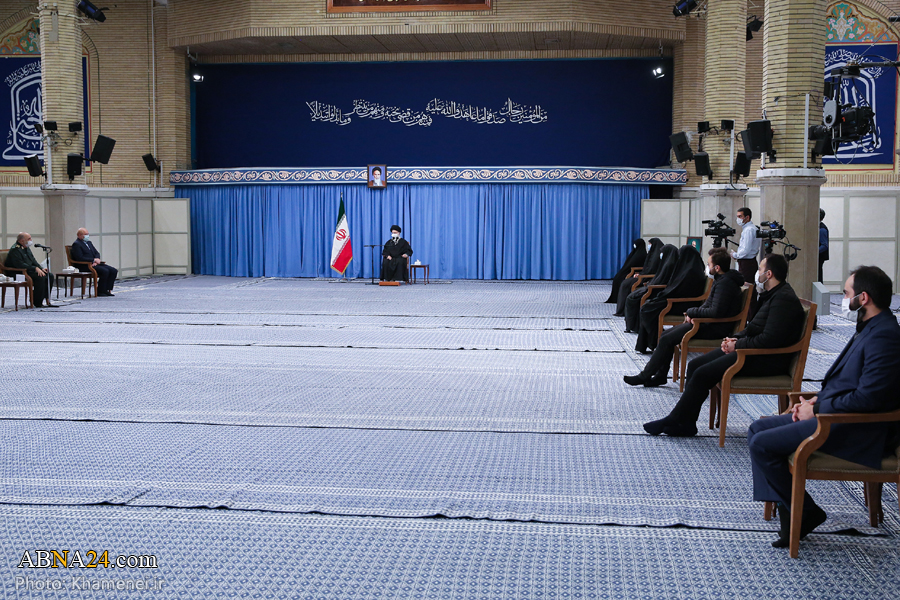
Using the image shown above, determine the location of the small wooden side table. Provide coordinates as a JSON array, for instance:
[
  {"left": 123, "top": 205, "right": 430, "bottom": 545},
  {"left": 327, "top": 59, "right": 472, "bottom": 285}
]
[
  {"left": 410, "top": 264, "right": 430, "bottom": 284},
  {"left": 0, "top": 281, "right": 29, "bottom": 310},
  {"left": 56, "top": 272, "right": 94, "bottom": 299}
]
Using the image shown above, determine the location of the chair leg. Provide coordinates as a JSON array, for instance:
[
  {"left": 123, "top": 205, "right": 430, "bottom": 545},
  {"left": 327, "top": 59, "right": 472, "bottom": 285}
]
[
  {"left": 789, "top": 469, "right": 808, "bottom": 558},
  {"left": 864, "top": 482, "right": 884, "bottom": 526},
  {"left": 764, "top": 501, "right": 775, "bottom": 521},
  {"left": 680, "top": 346, "right": 689, "bottom": 393},
  {"left": 718, "top": 385, "right": 731, "bottom": 448},
  {"left": 778, "top": 394, "right": 789, "bottom": 415},
  {"left": 672, "top": 346, "right": 680, "bottom": 384},
  {"left": 709, "top": 384, "right": 720, "bottom": 430}
]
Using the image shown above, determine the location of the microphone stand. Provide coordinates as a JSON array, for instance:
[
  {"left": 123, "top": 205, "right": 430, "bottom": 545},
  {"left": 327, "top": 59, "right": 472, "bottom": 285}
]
[
  {"left": 38, "top": 246, "right": 52, "bottom": 306},
  {"left": 363, "top": 244, "right": 380, "bottom": 285}
]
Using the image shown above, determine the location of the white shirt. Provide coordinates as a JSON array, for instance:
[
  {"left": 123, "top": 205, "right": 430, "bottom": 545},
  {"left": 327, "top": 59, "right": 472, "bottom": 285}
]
[{"left": 732, "top": 220, "right": 761, "bottom": 260}]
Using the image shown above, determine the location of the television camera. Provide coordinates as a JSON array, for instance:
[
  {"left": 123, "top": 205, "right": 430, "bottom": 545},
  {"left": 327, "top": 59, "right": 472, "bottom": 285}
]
[
  {"left": 755, "top": 220, "right": 800, "bottom": 261},
  {"left": 702, "top": 213, "right": 737, "bottom": 248}
]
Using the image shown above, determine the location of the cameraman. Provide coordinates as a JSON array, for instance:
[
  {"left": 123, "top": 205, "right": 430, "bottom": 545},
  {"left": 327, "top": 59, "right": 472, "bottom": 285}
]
[{"left": 731, "top": 207, "right": 762, "bottom": 285}]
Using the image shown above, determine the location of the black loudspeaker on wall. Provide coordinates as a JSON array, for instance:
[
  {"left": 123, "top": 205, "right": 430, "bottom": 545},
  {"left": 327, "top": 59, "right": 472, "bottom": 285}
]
[
  {"left": 669, "top": 132, "right": 694, "bottom": 163},
  {"left": 745, "top": 120, "right": 772, "bottom": 153},
  {"left": 67, "top": 153, "right": 84, "bottom": 180},
  {"left": 733, "top": 152, "right": 751, "bottom": 178},
  {"left": 142, "top": 153, "right": 161, "bottom": 172},
  {"left": 694, "top": 151, "right": 712, "bottom": 177},
  {"left": 24, "top": 155, "right": 43, "bottom": 178},
  {"left": 91, "top": 135, "right": 116, "bottom": 164}
]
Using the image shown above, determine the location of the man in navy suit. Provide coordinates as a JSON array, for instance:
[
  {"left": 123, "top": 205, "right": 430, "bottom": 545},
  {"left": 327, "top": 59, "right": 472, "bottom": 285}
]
[
  {"left": 747, "top": 265, "right": 900, "bottom": 548},
  {"left": 71, "top": 228, "right": 118, "bottom": 297}
]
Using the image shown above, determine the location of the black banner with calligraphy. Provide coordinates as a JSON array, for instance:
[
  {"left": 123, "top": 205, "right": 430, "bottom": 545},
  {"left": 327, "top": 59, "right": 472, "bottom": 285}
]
[
  {"left": 193, "top": 58, "right": 673, "bottom": 169},
  {"left": 327, "top": 0, "right": 491, "bottom": 13}
]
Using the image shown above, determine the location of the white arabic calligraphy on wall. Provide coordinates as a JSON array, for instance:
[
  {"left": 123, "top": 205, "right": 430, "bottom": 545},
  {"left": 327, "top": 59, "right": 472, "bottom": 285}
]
[
  {"left": 3, "top": 60, "right": 43, "bottom": 161},
  {"left": 307, "top": 97, "right": 548, "bottom": 127}
]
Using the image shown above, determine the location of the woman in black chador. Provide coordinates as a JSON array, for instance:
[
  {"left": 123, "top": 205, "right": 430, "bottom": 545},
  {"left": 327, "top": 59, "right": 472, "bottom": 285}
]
[
  {"left": 604, "top": 238, "right": 647, "bottom": 304},
  {"left": 381, "top": 225, "right": 413, "bottom": 282},
  {"left": 633, "top": 244, "right": 707, "bottom": 353},
  {"left": 614, "top": 238, "right": 663, "bottom": 316},
  {"left": 623, "top": 244, "right": 679, "bottom": 332}
]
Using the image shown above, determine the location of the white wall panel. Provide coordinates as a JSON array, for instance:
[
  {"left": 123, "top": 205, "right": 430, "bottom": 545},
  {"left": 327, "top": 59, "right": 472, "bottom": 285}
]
[
  {"left": 6, "top": 197, "right": 45, "bottom": 235},
  {"left": 848, "top": 197, "right": 896, "bottom": 239}
]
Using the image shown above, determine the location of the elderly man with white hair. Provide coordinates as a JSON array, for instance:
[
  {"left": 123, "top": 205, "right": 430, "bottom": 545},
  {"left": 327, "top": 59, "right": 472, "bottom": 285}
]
[{"left": 71, "top": 228, "right": 118, "bottom": 297}]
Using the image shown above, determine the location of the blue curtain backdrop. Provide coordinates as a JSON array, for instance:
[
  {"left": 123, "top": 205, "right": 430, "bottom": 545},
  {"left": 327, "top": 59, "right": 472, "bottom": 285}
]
[{"left": 182, "top": 183, "right": 644, "bottom": 280}]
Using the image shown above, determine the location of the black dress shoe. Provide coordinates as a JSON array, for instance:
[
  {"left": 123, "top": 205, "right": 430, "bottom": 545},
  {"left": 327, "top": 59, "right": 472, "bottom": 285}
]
[
  {"left": 772, "top": 503, "right": 827, "bottom": 548},
  {"left": 643, "top": 417, "right": 674, "bottom": 436},
  {"left": 623, "top": 374, "right": 647, "bottom": 386},
  {"left": 662, "top": 422, "right": 697, "bottom": 437},
  {"left": 42, "top": 303, "right": 60, "bottom": 308},
  {"left": 613, "top": 312, "right": 624, "bottom": 317},
  {"left": 644, "top": 375, "right": 668, "bottom": 388},
  {"left": 99, "top": 291, "right": 115, "bottom": 297}
]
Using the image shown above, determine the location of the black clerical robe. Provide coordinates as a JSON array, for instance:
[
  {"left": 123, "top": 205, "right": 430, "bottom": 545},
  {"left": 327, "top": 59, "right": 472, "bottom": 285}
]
[{"left": 381, "top": 237, "right": 413, "bottom": 281}]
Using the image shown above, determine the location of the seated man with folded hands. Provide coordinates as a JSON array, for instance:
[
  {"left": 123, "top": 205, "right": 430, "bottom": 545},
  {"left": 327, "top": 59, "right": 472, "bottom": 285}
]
[
  {"left": 624, "top": 248, "right": 744, "bottom": 387},
  {"left": 747, "top": 265, "right": 900, "bottom": 549}
]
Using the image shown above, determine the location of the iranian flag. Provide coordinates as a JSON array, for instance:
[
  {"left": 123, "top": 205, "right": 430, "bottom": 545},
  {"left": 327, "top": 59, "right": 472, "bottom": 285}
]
[{"left": 330, "top": 196, "right": 353, "bottom": 274}]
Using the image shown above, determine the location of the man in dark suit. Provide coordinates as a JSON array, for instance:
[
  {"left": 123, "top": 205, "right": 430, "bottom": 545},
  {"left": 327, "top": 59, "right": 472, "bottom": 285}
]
[
  {"left": 643, "top": 254, "right": 806, "bottom": 437},
  {"left": 71, "top": 228, "right": 118, "bottom": 296},
  {"left": 381, "top": 225, "right": 412, "bottom": 282},
  {"left": 747, "top": 265, "right": 900, "bottom": 548}
]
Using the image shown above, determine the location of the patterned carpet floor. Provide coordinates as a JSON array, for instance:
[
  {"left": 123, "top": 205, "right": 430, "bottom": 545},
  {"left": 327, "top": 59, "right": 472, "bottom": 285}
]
[
  {"left": 1, "top": 276, "right": 899, "bottom": 598},
  {"left": 2, "top": 504, "right": 899, "bottom": 600}
]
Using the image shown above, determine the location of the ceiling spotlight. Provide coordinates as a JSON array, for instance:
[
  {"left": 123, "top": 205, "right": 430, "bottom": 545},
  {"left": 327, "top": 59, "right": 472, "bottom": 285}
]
[
  {"left": 77, "top": 1, "right": 107, "bottom": 23},
  {"left": 43, "top": 121, "right": 58, "bottom": 131},
  {"left": 69, "top": 122, "right": 83, "bottom": 133},
  {"left": 746, "top": 16, "right": 763, "bottom": 40},
  {"left": 191, "top": 68, "right": 204, "bottom": 83},
  {"left": 673, "top": 0, "right": 698, "bottom": 17},
  {"left": 652, "top": 66, "right": 665, "bottom": 79}
]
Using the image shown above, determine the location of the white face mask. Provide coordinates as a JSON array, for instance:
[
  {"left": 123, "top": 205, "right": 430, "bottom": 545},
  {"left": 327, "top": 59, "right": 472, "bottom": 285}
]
[
  {"left": 706, "top": 265, "right": 715, "bottom": 279},
  {"left": 841, "top": 293, "right": 862, "bottom": 322},
  {"left": 659, "top": 251, "right": 664, "bottom": 259},
  {"left": 26, "top": 240, "right": 34, "bottom": 248},
  {"left": 754, "top": 270, "right": 767, "bottom": 293},
  {"left": 392, "top": 233, "right": 399, "bottom": 239},
  {"left": 83, "top": 234, "right": 90, "bottom": 242}
]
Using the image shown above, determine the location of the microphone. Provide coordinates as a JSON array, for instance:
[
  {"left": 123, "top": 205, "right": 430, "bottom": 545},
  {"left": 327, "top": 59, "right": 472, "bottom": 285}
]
[{"left": 34, "top": 244, "right": 52, "bottom": 251}]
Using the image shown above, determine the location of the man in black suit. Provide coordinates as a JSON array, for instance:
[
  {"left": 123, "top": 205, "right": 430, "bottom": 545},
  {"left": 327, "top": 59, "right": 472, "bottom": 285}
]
[
  {"left": 624, "top": 248, "right": 745, "bottom": 387},
  {"left": 71, "top": 228, "right": 118, "bottom": 297},
  {"left": 643, "top": 254, "right": 805, "bottom": 437},
  {"left": 748, "top": 265, "right": 900, "bottom": 548}
]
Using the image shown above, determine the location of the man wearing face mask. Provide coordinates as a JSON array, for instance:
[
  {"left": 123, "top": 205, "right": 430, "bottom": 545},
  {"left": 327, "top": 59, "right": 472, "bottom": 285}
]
[
  {"left": 624, "top": 248, "right": 745, "bottom": 387},
  {"left": 381, "top": 225, "right": 413, "bottom": 282},
  {"left": 71, "top": 228, "right": 118, "bottom": 297},
  {"left": 747, "top": 265, "right": 900, "bottom": 549},
  {"left": 4, "top": 232, "right": 56, "bottom": 307},
  {"left": 643, "top": 254, "right": 804, "bottom": 437},
  {"left": 730, "top": 207, "right": 761, "bottom": 283}
]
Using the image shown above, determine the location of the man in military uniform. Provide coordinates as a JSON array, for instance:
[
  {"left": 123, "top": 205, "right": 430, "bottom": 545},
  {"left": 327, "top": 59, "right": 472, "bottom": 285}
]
[{"left": 5, "top": 232, "right": 56, "bottom": 308}]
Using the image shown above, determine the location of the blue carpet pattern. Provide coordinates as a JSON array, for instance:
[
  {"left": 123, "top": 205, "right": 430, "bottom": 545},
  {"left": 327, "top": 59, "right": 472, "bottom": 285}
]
[
  {"left": 2, "top": 276, "right": 899, "bottom": 599},
  {"left": 2, "top": 504, "right": 900, "bottom": 600}
]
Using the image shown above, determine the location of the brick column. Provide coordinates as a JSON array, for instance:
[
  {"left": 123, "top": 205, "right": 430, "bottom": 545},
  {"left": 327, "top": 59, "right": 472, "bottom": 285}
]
[
  {"left": 39, "top": 2, "right": 88, "bottom": 267},
  {"left": 704, "top": 0, "right": 746, "bottom": 185},
  {"left": 758, "top": 0, "right": 827, "bottom": 300},
  {"left": 672, "top": 16, "right": 705, "bottom": 187}
]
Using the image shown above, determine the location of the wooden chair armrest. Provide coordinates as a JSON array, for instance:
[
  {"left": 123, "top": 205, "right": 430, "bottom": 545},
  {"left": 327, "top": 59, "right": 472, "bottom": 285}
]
[
  {"left": 627, "top": 267, "right": 643, "bottom": 278},
  {"left": 818, "top": 409, "right": 900, "bottom": 425},
  {"left": 688, "top": 315, "right": 742, "bottom": 324},
  {"left": 679, "top": 318, "right": 704, "bottom": 345},
  {"left": 69, "top": 259, "right": 92, "bottom": 266},
  {"left": 794, "top": 408, "right": 900, "bottom": 465},
  {"left": 647, "top": 285, "right": 666, "bottom": 291},
  {"left": 732, "top": 343, "right": 805, "bottom": 357},
  {"left": 787, "top": 391, "right": 820, "bottom": 407}
]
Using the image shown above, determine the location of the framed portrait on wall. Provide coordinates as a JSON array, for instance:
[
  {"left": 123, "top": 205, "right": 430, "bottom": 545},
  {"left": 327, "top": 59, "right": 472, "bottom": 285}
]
[
  {"left": 687, "top": 237, "right": 702, "bottom": 252},
  {"left": 368, "top": 164, "right": 387, "bottom": 188}
]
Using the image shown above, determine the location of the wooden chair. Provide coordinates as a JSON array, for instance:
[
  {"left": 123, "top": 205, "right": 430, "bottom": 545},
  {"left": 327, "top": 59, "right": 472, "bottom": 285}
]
[
  {"left": 0, "top": 249, "right": 34, "bottom": 309},
  {"left": 708, "top": 298, "right": 817, "bottom": 447},
  {"left": 655, "top": 277, "right": 714, "bottom": 340},
  {"left": 763, "top": 391, "right": 900, "bottom": 558},
  {"left": 65, "top": 245, "right": 98, "bottom": 298},
  {"left": 673, "top": 284, "right": 753, "bottom": 392},
  {"left": 630, "top": 272, "right": 655, "bottom": 292}
]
